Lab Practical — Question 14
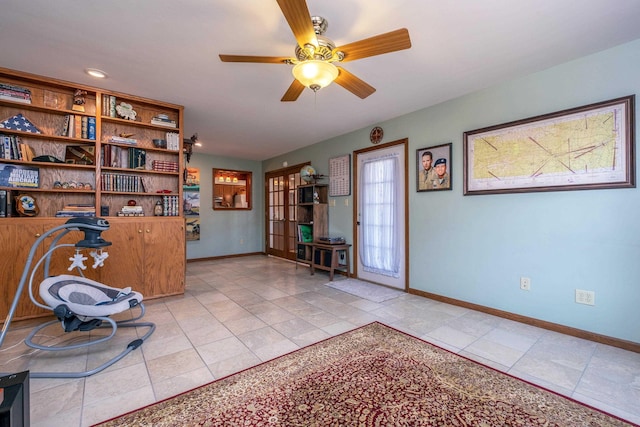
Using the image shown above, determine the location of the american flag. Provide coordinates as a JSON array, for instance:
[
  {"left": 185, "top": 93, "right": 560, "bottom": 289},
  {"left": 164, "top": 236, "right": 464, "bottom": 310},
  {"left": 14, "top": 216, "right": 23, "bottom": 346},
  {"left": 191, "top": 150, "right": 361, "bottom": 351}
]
[{"left": 0, "top": 113, "right": 41, "bottom": 133}]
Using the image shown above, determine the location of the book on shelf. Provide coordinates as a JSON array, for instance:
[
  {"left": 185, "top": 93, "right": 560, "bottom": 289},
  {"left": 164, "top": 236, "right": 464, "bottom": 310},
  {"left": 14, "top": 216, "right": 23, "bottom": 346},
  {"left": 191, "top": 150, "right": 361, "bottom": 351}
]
[
  {"left": 151, "top": 117, "right": 177, "bottom": 128},
  {"left": 74, "top": 115, "right": 82, "bottom": 139},
  {"left": 0, "top": 83, "right": 31, "bottom": 95},
  {"left": 108, "top": 136, "right": 137, "bottom": 145},
  {"left": 62, "top": 114, "right": 71, "bottom": 137},
  {"left": 0, "top": 164, "right": 39, "bottom": 188},
  {"left": 55, "top": 211, "right": 96, "bottom": 217},
  {"left": 0, "top": 94, "right": 31, "bottom": 104},
  {"left": 55, "top": 204, "right": 96, "bottom": 217},
  {"left": 62, "top": 203, "right": 95, "bottom": 211},
  {"left": 1, "top": 134, "right": 25, "bottom": 160},
  {"left": 166, "top": 132, "right": 180, "bottom": 151},
  {"left": 0, "top": 83, "right": 31, "bottom": 104},
  {"left": 87, "top": 116, "right": 96, "bottom": 140},
  {"left": 162, "top": 195, "right": 180, "bottom": 216},
  {"left": 100, "top": 172, "right": 143, "bottom": 192},
  {"left": 0, "top": 189, "right": 6, "bottom": 217},
  {"left": 151, "top": 160, "right": 179, "bottom": 173},
  {"left": 298, "top": 224, "right": 313, "bottom": 243},
  {"left": 109, "top": 96, "right": 116, "bottom": 118},
  {"left": 128, "top": 147, "right": 146, "bottom": 170},
  {"left": 81, "top": 116, "right": 88, "bottom": 139},
  {"left": 19, "top": 142, "right": 35, "bottom": 162}
]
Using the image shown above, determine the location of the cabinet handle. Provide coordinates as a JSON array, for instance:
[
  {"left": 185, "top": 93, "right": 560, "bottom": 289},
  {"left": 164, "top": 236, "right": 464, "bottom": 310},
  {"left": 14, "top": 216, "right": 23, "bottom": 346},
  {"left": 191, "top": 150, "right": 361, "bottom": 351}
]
[
  {"left": 138, "top": 229, "right": 143, "bottom": 233},
  {"left": 35, "top": 233, "right": 41, "bottom": 237},
  {"left": 146, "top": 229, "right": 150, "bottom": 233}
]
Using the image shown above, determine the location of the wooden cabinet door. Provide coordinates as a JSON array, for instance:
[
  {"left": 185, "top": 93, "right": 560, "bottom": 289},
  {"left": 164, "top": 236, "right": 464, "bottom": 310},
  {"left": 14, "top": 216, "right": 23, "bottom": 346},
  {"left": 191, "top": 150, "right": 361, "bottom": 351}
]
[
  {"left": 99, "top": 220, "right": 145, "bottom": 290},
  {"left": 143, "top": 218, "right": 185, "bottom": 297},
  {"left": 0, "top": 219, "right": 105, "bottom": 321},
  {"left": 1, "top": 221, "right": 50, "bottom": 320}
]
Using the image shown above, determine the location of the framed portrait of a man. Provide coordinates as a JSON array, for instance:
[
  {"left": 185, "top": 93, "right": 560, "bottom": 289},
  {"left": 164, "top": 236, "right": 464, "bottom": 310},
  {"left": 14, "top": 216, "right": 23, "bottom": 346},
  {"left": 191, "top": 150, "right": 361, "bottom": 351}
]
[{"left": 417, "top": 143, "right": 452, "bottom": 192}]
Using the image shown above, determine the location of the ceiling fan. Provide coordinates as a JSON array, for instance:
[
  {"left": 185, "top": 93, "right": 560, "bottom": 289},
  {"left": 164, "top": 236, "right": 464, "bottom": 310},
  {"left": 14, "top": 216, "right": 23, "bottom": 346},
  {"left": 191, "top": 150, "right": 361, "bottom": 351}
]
[{"left": 219, "top": 0, "right": 412, "bottom": 102}]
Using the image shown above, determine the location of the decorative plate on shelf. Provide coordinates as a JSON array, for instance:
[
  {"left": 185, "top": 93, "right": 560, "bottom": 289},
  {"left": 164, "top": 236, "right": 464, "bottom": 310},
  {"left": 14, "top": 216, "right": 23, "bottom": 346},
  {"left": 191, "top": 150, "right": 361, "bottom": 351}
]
[{"left": 116, "top": 102, "right": 137, "bottom": 121}]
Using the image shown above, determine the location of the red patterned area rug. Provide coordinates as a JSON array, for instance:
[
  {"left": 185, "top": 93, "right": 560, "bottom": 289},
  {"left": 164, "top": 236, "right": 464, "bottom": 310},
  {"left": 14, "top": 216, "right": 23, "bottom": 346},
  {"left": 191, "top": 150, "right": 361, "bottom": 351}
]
[{"left": 95, "top": 322, "right": 636, "bottom": 426}]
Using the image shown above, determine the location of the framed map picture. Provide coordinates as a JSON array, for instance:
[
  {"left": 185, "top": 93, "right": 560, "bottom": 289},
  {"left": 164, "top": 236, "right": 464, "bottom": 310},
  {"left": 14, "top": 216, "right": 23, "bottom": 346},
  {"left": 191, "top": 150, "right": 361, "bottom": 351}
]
[{"left": 463, "top": 95, "right": 635, "bottom": 195}]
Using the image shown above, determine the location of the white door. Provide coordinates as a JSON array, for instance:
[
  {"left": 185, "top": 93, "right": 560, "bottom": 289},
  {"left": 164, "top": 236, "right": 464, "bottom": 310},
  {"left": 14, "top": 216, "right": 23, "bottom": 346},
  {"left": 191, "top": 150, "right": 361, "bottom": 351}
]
[{"left": 354, "top": 140, "right": 407, "bottom": 289}]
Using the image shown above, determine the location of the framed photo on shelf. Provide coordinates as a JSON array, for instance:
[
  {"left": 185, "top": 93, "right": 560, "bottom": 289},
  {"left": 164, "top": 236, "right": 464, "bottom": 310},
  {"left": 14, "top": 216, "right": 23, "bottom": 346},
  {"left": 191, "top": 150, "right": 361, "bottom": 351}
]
[
  {"left": 463, "top": 95, "right": 635, "bottom": 195},
  {"left": 417, "top": 143, "right": 452, "bottom": 192}
]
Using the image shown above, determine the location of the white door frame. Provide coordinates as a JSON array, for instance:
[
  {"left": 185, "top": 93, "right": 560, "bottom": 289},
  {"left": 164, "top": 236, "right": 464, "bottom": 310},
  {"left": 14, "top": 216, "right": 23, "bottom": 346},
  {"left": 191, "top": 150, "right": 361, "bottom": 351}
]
[{"left": 353, "top": 138, "right": 409, "bottom": 290}]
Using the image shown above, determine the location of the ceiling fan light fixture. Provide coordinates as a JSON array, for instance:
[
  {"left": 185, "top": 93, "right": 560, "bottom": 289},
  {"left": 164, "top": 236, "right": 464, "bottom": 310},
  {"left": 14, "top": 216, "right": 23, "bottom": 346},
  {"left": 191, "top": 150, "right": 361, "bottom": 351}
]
[{"left": 292, "top": 60, "right": 338, "bottom": 91}]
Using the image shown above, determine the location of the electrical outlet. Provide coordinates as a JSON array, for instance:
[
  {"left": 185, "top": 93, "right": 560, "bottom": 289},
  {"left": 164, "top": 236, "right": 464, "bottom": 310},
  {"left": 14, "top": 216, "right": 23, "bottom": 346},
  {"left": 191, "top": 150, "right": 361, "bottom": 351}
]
[
  {"left": 520, "top": 277, "right": 531, "bottom": 291},
  {"left": 575, "top": 289, "right": 595, "bottom": 305}
]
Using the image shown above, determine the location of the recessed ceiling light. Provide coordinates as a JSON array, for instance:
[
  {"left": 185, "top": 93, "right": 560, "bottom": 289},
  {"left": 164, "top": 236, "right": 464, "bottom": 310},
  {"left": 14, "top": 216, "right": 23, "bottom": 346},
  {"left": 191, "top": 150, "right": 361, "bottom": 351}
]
[{"left": 85, "top": 68, "right": 107, "bottom": 79}]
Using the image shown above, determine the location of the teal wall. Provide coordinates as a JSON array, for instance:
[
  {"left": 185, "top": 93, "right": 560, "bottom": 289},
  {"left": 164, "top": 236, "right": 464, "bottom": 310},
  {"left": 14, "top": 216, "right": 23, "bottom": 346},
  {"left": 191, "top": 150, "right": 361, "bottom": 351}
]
[
  {"left": 185, "top": 153, "right": 263, "bottom": 259},
  {"left": 262, "top": 39, "right": 640, "bottom": 344}
]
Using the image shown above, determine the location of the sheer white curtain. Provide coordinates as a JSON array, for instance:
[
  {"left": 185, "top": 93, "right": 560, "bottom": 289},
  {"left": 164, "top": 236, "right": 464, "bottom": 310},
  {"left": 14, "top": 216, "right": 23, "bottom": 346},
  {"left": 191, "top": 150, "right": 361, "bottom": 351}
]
[{"left": 359, "top": 152, "right": 401, "bottom": 278}]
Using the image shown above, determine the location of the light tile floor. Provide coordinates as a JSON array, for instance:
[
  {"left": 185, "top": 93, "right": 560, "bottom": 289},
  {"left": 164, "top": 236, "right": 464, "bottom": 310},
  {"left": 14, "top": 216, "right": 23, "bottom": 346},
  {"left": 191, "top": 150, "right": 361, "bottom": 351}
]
[{"left": 1, "top": 255, "right": 639, "bottom": 426}]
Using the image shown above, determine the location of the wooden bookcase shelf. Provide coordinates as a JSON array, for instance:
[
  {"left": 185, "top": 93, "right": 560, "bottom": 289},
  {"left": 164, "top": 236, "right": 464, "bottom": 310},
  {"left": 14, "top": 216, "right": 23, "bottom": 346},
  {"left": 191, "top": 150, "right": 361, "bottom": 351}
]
[
  {"left": 0, "top": 66, "right": 184, "bottom": 218},
  {"left": 0, "top": 67, "right": 186, "bottom": 320}
]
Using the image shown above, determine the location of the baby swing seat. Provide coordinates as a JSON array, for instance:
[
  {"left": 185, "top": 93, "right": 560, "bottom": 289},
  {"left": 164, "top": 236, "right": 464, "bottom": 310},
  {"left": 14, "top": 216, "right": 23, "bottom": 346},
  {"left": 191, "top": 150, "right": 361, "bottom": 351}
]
[
  {"left": 40, "top": 274, "right": 143, "bottom": 332},
  {"left": 0, "top": 217, "right": 156, "bottom": 379}
]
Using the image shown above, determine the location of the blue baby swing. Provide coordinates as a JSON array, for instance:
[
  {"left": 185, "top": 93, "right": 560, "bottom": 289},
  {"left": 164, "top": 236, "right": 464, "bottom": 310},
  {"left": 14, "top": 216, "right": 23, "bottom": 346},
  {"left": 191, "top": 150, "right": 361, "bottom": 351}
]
[{"left": 0, "top": 217, "right": 155, "bottom": 378}]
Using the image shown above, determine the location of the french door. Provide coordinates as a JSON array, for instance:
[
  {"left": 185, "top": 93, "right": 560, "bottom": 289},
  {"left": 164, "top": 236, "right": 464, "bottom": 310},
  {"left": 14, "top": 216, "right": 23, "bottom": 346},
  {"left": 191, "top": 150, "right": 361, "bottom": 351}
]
[{"left": 265, "top": 163, "right": 308, "bottom": 260}]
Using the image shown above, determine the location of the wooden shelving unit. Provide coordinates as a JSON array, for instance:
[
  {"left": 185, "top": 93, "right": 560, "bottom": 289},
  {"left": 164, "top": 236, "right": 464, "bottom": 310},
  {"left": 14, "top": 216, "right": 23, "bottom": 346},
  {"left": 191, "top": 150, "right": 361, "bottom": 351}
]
[
  {"left": 295, "top": 183, "right": 328, "bottom": 265},
  {"left": 0, "top": 67, "right": 186, "bottom": 322}
]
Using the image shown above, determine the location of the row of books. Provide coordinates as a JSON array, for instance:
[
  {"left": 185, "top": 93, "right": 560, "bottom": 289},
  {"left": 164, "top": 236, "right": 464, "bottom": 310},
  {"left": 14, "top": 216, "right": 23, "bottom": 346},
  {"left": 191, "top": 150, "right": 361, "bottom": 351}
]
[
  {"left": 55, "top": 204, "right": 96, "bottom": 218},
  {"left": 101, "top": 145, "right": 146, "bottom": 169},
  {"left": 151, "top": 160, "right": 179, "bottom": 173},
  {"left": 102, "top": 95, "right": 118, "bottom": 118},
  {"left": 62, "top": 115, "right": 96, "bottom": 140},
  {"left": 161, "top": 195, "right": 180, "bottom": 216},
  {"left": 0, "top": 189, "right": 13, "bottom": 217},
  {"left": 166, "top": 132, "right": 180, "bottom": 151},
  {"left": 108, "top": 136, "right": 137, "bottom": 145},
  {"left": 117, "top": 204, "right": 145, "bottom": 217},
  {"left": 0, "top": 83, "right": 31, "bottom": 104},
  {"left": 1, "top": 134, "right": 35, "bottom": 161},
  {"left": 100, "top": 172, "right": 147, "bottom": 193},
  {"left": 151, "top": 114, "right": 177, "bottom": 128}
]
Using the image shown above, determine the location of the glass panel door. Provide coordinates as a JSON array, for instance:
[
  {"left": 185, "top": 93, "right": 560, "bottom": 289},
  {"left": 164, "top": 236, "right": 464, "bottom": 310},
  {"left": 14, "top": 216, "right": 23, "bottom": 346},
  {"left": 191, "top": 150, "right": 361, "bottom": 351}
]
[{"left": 265, "top": 164, "right": 306, "bottom": 260}]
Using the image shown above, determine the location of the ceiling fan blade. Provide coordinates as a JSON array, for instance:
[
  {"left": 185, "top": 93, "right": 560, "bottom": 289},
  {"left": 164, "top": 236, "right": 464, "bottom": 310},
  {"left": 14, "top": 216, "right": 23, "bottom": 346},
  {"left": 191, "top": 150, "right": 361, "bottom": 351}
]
[
  {"left": 281, "top": 79, "right": 305, "bottom": 102},
  {"left": 335, "top": 68, "right": 376, "bottom": 99},
  {"left": 338, "top": 28, "right": 411, "bottom": 62},
  {"left": 276, "top": 0, "right": 318, "bottom": 49},
  {"left": 219, "top": 54, "right": 290, "bottom": 64}
]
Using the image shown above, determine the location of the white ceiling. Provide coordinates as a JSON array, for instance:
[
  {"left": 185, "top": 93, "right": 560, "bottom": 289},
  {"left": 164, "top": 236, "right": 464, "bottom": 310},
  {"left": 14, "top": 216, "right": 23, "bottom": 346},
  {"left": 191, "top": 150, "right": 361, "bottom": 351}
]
[{"left": 2, "top": 0, "right": 640, "bottom": 161}]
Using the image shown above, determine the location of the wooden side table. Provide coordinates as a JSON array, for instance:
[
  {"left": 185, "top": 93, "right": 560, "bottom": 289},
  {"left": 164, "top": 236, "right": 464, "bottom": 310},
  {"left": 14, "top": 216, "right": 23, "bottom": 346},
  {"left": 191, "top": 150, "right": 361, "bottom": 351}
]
[{"left": 310, "top": 242, "right": 351, "bottom": 281}]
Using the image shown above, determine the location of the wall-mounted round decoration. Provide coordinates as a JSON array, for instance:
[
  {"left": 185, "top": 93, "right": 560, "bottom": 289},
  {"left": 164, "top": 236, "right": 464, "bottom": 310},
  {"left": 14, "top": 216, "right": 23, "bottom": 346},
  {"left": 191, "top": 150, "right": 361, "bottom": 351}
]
[
  {"left": 370, "top": 126, "right": 383, "bottom": 144},
  {"left": 15, "top": 194, "right": 39, "bottom": 216}
]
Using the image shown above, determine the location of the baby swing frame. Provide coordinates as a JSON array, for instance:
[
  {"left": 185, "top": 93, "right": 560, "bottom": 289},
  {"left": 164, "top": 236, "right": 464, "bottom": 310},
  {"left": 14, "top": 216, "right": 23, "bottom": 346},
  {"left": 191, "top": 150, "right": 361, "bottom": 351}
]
[{"left": 0, "top": 217, "right": 155, "bottom": 378}]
